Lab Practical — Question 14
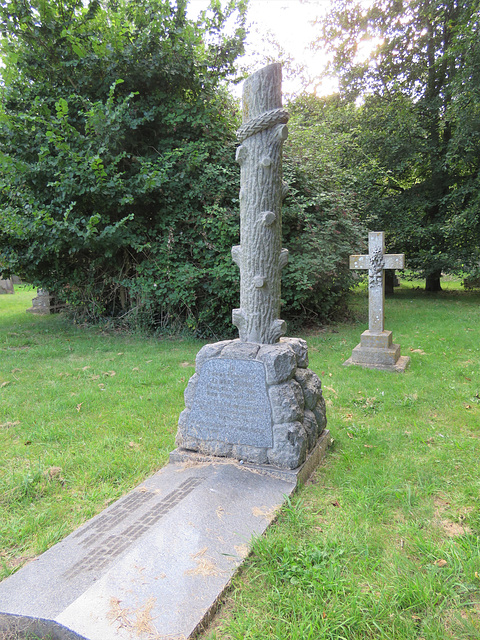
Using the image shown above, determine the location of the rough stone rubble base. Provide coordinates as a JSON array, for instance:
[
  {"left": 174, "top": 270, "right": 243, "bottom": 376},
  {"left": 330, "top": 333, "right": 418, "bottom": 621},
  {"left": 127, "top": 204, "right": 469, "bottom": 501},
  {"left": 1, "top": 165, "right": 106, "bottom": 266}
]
[
  {"left": 344, "top": 330, "right": 410, "bottom": 372},
  {"left": 175, "top": 337, "right": 327, "bottom": 470}
]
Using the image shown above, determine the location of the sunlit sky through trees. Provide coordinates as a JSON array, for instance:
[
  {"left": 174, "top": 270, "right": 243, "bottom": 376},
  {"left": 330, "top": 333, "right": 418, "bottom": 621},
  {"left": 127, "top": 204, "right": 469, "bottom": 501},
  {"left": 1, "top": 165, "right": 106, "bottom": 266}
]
[{"left": 188, "top": 0, "right": 338, "bottom": 97}]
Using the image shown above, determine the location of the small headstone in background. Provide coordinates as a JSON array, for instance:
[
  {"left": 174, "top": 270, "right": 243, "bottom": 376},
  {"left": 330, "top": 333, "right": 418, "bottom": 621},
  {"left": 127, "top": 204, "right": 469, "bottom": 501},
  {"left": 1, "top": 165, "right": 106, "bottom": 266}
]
[
  {"left": 0, "top": 278, "right": 14, "bottom": 294},
  {"left": 344, "top": 231, "right": 410, "bottom": 372},
  {"left": 26, "top": 289, "right": 64, "bottom": 315}
]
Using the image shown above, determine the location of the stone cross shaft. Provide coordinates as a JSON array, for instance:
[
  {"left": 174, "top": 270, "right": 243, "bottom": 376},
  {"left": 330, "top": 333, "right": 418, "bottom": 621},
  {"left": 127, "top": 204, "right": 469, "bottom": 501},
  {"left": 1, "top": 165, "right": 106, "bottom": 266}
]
[
  {"left": 232, "top": 63, "right": 289, "bottom": 344},
  {"left": 349, "top": 232, "right": 405, "bottom": 334}
]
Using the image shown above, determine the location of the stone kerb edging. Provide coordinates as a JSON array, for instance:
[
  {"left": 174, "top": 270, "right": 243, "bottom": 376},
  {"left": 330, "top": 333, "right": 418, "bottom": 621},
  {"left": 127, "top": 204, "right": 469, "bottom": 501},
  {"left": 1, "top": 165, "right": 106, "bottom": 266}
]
[{"left": 176, "top": 337, "right": 327, "bottom": 469}]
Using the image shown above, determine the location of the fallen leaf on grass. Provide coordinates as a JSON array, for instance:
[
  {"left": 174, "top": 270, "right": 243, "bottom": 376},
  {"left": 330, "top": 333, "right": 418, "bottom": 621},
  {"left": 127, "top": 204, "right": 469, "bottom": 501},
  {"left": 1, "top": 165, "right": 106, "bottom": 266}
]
[
  {"left": 180, "top": 361, "right": 194, "bottom": 367},
  {"left": 128, "top": 441, "right": 140, "bottom": 450},
  {"left": 103, "top": 370, "right": 116, "bottom": 377},
  {"left": 364, "top": 444, "right": 374, "bottom": 449},
  {"left": 76, "top": 403, "right": 83, "bottom": 412},
  {"left": 464, "top": 404, "right": 472, "bottom": 410},
  {"left": 347, "top": 432, "right": 354, "bottom": 439},
  {"left": 47, "top": 467, "right": 62, "bottom": 476},
  {"left": 331, "top": 500, "right": 341, "bottom": 508},
  {"left": 1, "top": 381, "right": 11, "bottom": 388},
  {"left": 435, "top": 559, "right": 448, "bottom": 567},
  {"left": 410, "top": 348, "right": 426, "bottom": 354},
  {"left": 323, "top": 385, "right": 337, "bottom": 394}
]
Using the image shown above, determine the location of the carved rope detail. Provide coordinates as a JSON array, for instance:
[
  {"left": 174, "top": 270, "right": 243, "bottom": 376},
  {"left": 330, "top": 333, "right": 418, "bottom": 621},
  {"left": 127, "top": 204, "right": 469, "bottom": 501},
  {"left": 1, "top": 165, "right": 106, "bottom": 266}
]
[
  {"left": 369, "top": 247, "right": 385, "bottom": 288},
  {"left": 236, "top": 108, "right": 289, "bottom": 142}
]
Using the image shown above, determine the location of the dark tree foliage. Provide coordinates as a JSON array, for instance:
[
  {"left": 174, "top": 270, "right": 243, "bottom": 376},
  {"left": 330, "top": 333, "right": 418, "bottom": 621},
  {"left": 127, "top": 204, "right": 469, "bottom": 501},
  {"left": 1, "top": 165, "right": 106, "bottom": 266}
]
[
  {"left": 0, "top": 0, "right": 363, "bottom": 335},
  {"left": 320, "top": 0, "right": 480, "bottom": 290},
  {"left": 0, "top": 0, "right": 247, "bottom": 333}
]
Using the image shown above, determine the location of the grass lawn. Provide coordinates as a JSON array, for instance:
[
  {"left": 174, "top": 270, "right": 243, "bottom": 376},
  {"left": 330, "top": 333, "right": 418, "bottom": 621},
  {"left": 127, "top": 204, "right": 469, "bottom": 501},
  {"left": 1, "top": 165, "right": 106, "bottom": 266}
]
[{"left": 1, "top": 280, "right": 480, "bottom": 639}]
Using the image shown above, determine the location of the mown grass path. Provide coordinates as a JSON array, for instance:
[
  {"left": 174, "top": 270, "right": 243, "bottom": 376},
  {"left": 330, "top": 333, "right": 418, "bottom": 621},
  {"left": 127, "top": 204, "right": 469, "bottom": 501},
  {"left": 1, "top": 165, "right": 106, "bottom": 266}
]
[{"left": 1, "top": 282, "right": 479, "bottom": 639}]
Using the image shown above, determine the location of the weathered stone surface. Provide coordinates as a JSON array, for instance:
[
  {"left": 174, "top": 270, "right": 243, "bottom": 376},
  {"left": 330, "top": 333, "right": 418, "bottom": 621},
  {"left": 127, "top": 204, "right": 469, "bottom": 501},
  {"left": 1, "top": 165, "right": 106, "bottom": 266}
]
[
  {"left": 256, "top": 343, "right": 296, "bottom": 385},
  {"left": 268, "top": 380, "right": 304, "bottom": 424},
  {"left": 184, "top": 373, "right": 199, "bottom": 409},
  {"left": 351, "top": 343, "right": 401, "bottom": 365},
  {"left": 313, "top": 397, "right": 327, "bottom": 434},
  {"left": 359, "top": 330, "right": 393, "bottom": 349},
  {"left": 280, "top": 337, "right": 308, "bottom": 368},
  {"left": 195, "top": 340, "right": 233, "bottom": 373},
  {"left": 177, "top": 434, "right": 201, "bottom": 452},
  {"left": 231, "top": 444, "right": 268, "bottom": 465},
  {"left": 186, "top": 359, "right": 273, "bottom": 448},
  {"left": 294, "top": 368, "right": 322, "bottom": 411},
  {"left": 268, "top": 422, "right": 307, "bottom": 469},
  {"left": 303, "top": 410, "right": 318, "bottom": 450},
  {"left": 220, "top": 342, "right": 260, "bottom": 360},
  {"left": 198, "top": 440, "right": 233, "bottom": 457},
  {"left": 178, "top": 408, "right": 190, "bottom": 428}
]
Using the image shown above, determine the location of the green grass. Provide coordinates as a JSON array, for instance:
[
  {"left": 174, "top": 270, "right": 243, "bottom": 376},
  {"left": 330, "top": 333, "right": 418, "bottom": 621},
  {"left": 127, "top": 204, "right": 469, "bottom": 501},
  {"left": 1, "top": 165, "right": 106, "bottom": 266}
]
[
  {"left": 201, "top": 279, "right": 480, "bottom": 640},
  {"left": 1, "top": 281, "right": 480, "bottom": 640},
  {"left": 0, "top": 285, "right": 200, "bottom": 577}
]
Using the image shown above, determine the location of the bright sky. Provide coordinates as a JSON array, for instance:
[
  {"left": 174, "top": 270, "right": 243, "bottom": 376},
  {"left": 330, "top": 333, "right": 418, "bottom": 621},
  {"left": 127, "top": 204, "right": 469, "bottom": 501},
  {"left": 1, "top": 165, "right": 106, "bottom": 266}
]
[{"left": 188, "top": 0, "right": 338, "bottom": 97}]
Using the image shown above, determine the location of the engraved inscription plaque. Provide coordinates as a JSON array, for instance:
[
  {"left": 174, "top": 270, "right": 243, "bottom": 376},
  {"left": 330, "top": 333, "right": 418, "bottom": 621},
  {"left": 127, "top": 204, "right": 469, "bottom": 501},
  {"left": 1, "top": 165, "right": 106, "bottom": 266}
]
[{"left": 187, "top": 359, "right": 273, "bottom": 448}]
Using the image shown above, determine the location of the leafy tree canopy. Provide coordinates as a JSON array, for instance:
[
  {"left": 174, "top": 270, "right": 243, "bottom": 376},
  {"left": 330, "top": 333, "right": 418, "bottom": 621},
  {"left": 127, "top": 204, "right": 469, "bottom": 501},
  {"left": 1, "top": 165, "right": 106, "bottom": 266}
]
[
  {"left": 317, "top": 0, "right": 480, "bottom": 290},
  {"left": 0, "top": 0, "right": 363, "bottom": 335}
]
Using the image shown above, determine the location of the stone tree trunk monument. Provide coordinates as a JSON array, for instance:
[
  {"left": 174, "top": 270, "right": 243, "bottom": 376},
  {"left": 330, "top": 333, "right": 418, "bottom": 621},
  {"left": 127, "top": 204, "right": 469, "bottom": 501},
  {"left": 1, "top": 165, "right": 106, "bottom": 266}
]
[
  {"left": 232, "top": 63, "right": 289, "bottom": 344},
  {"left": 174, "top": 64, "right": 328, "bottom": 469}
]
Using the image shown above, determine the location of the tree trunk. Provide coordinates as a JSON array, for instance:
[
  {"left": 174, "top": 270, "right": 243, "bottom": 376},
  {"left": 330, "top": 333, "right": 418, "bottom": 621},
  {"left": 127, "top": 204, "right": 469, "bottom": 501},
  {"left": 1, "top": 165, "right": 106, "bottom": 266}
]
[
  {"left": 425, "top": 270, "right": 442, "bottom": 292},
  {"left": 232, "top": 63, "right": 289, "bottom": 344},
  {"left": 385, "top": 269, "right": 394, "bottom": 295}
]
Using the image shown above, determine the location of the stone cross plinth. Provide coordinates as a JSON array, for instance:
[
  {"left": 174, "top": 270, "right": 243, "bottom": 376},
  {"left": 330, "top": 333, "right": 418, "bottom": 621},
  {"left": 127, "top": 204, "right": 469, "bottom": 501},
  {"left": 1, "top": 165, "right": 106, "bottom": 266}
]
[
  {"left": 174, "top": 64, "right": 328, "bottom": 469},
  {"left": 344, "top": 231, "right": 410, "bottom": 372}
]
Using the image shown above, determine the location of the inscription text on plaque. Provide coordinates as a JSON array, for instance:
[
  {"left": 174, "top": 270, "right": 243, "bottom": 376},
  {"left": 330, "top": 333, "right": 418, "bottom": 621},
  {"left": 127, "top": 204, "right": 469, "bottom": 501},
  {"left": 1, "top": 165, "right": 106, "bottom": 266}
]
[{"left": 187, "top": 359, "right": 273, "bottom": 448}]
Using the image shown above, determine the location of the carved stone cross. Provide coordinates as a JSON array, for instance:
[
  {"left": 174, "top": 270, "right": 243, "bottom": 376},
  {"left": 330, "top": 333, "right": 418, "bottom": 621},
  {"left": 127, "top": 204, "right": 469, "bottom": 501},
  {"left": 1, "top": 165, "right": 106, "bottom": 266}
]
[
  {"left": 345, "top": 231, "right": 409, "bottom": 371},
  {"left": 349, "top": 231, "right": 404, "bottom": 334}
]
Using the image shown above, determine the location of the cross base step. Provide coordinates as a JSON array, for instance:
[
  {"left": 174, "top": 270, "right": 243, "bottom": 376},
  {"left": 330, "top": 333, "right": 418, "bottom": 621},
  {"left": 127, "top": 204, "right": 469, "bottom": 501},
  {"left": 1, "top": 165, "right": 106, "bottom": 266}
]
[{"left": 343, "top": 331, "right": 410, "bottom": 372}]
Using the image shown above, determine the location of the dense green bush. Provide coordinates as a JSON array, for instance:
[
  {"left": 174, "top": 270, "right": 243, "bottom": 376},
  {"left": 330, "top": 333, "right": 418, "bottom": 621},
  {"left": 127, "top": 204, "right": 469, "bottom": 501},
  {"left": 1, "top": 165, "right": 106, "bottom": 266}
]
[{"left": 0, "top": 1, "right": 364, "bottom": 337}]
